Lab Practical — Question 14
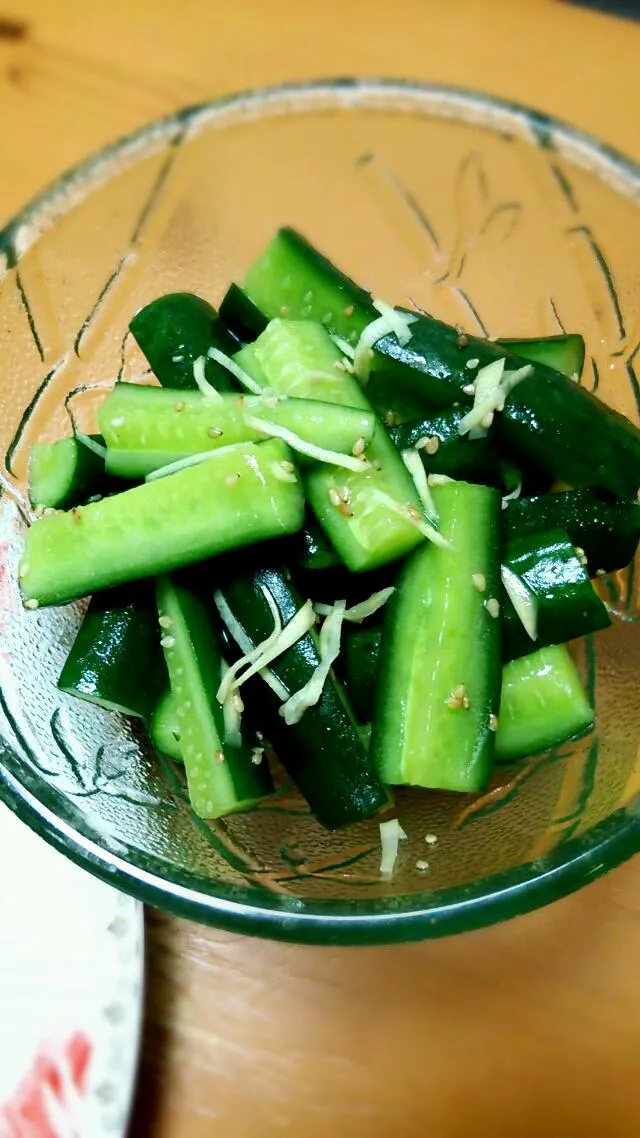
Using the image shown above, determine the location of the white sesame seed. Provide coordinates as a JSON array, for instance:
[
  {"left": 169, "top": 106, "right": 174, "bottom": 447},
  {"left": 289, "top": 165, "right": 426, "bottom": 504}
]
[
  {"left": 472, "top": 572, "right": 487, "bottom": 592},
  {"left": 462, "top": 383, "right": 476, "bottom": 395},
  {"left": 158, "top": 615, "right": 172, "bottom": 629},
  {"left": 485, "top": 597, "right": 501, "bottom": 618},
  {"left": 596, "top": 568, "right": 606, "bottom": 577},
  {"left": 329, "top": 487, "right": 342, "bottom": 506},
  {"left": 425, "top": 436, "right": 440, "bottom": 455},
  {"left": 488, "top": 714, "right": 499, "bottom": 732},
  {"left": 427, "top": 473, "right": 453, "bottom": 487},
  {"left": 215, "top": 750, "right": 225, "bottom": 763},
  {"left": 424, "top": 833, "right": 438, "bottom": 845},
  {"left": 416, "top": 859, "right": 430, "bottom": 872},
  {"left": 207, "top": 426, "right": 223, "bottom": 438},
  {"left": 352, "top": 436, "right": 366, "bottom": 457},
  {"left": 160, "top": 635, "right": 175, "bottom": 649},
  {"left": 251, "top": 748, "right": 264, "bottom": 765},
  {"left": 23, "top": 598, "right": 39, "bottom": 610},
  {"left": 110, "top": 417, "right": 125, "bottom": 428},
  {"left": 466, "top": 358, "right": 480, "bottom": 369}
]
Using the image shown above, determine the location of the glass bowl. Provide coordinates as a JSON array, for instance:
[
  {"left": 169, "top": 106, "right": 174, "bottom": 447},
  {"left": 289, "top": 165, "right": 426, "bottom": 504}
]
[{"left": 1, "top": 79, "right": 640, "bottom": 946}]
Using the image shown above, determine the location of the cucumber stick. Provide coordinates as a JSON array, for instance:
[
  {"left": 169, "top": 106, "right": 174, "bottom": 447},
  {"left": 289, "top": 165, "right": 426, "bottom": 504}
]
[
  {"left": 371, "top": 482, "right": 502, "bottom": 792},
  {"left": 20, "top": 439, "right": 304, "bottom": 606},
  {"left": 371, "top": 313, "right": 640, "bottom": 499},
  {"left": 243, "top": 227, "right": 375, "bottom": 346},
  {"left": 496, "top": 645, "right": 594, "bottom": 762},
  {"left": 58, "top": 584, "right": 166, "bottom": 719},
  {"left": 99, "top": 383, "right": 375, "bottom": 479},
  {"left": 157, "top": 574, "right": 272, "bottom": 817},
  {"left": 502, "top": 528, "right": 610, "bottom": 662},
  {"left": 130, "top": 292, "right": 239, "bottom": 391},
  {"left": 29, "top": 435, "right": 108, "bottom": 510},
  {"left": 214, "top": 563, "right": 390, "bottom": 828},
  {"left": 150, "top": 688, "right": 182, "bottom": 761},
  {"left": 503, "top": 488, "right": 640, "bottom": 575},
  {"left": 388, "top": 407, "right": 502, "bottom": 487},
  {"left": 236, "top": 320, "right": 428, "bottom": 572}
]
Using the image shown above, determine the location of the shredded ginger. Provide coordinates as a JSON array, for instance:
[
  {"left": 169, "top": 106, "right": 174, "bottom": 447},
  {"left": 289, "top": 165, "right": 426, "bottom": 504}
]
[
  {"left": 501, "top": 565, "right": 538, "bottom": 641},
  {"left": 213, "top": 590, "right": 289, "bottom": 701},
  {"left": 353, "top": 302, "right": 417, "bottom": 384},
  {"left": 193, "top": 355, "right": 224, "bottom": 403},
  {"left": 279, "top": 600, "right": 346, "bottom": 725},
  {"left": 207, "top": 346, "right": 263, "bottom": 395},
  {"left": 401, "top": 448, "right": 437, "bottom": 522},
  {"left": 379, "top": 818, "right": 408, "bottom": 877},
  {"left": 243, "top": 414, "right": 369, "bottom": 473},
  {"left": 314, "top": 586, "right": 395, "bottom": 624},
  {"left": 75, "top": 432, "right": 108, "bottom": 459},
  {"left": 458, "top": 360, "right": 533, "bottom": 438},
  {"left": 216, "top": 592, "right": 315, "bottom": 706}
]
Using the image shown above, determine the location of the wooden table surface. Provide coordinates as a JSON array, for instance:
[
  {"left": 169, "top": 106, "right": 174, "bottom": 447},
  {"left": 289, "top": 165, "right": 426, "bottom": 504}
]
[{"left": 2, "top": 1, "right": 640, "bottom": 1134}]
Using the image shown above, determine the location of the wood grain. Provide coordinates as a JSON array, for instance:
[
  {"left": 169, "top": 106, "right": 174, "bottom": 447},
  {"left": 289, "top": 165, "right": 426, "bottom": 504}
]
[{"left": 2, "top": 2, "right": 640, "bottom": 1135}]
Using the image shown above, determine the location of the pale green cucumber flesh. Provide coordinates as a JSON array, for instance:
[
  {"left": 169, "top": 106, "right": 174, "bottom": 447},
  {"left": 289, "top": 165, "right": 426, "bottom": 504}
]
[
  {"left": 156, "top": 574, "right": 271, "bottom": 817},
  {"left": 20, "top": 440, "right": 304, "bottom": 606},
  {"left": 371, "top": 482, "right": 502, "bottom": 792},
  {"left": 496, "top": 645, "right": 594, "bottom": 763}
]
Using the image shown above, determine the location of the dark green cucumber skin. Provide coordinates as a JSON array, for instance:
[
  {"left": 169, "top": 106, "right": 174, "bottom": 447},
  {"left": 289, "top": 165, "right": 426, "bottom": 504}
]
[
  {"left": 243, "top": 227, "right": 375, "bottom": 346},
  {"left": 373, "top": 312, "right": 640, "bottom": 499},
  {"left": 214, "top": 564, "right": 390, "bottom": 829},
  {"left": 370, "top": 312, "right": 521, "bottom": 407},
  {"left": 295, "top": 515, "right": 340, "bottom": 571},
  {"left": 129, "top": 292, "right": 239, "bottom": 391},
  {"left": 388, "top": 408, "right": 503, "bottom": 486},
  {"left": 498, "top": 371, "right": 640, "bottom": 500},
  {"left": 502, "top": 528, "right": 611, "bottom": 663},
  {"left": 58, "top": 584, "right": 166, "bottom": 719},
  {"left": 219, "top": 283, "right": 269, "bottom": 343},
  {"left": 497, "top": 334, "right": 585, "bottom": 381},
  {"left": 29, "top": 435, "right": 110, "bottom": 510},
  {"left": 502, "top": 489, "right": 640, "bottom": 575},
  {"left": 340, "top": 625, "right": 382, "bottom": 724}
]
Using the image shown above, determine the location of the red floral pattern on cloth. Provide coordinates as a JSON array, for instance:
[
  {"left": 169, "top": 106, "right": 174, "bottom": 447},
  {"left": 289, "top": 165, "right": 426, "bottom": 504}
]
[{"left": 0, "top": 1032, "right": 92, "bottom": 1138}]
